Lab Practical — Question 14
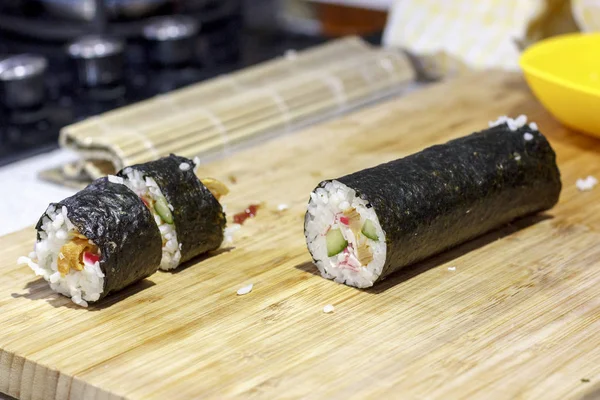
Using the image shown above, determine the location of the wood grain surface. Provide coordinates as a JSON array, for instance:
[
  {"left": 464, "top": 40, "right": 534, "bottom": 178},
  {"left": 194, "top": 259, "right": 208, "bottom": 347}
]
[{"left": 1, "top": 71, "right": 600, "bottom": 400}]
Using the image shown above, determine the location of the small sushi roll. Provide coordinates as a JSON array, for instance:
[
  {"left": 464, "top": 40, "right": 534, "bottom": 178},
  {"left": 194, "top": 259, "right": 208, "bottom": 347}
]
[
  {"left": 304, "top": 116, "right": 561, "bottom": 288},
  {"left": 118, "top": 155, "right": 227, "bottom": 270},
  {"left": 18, "top": 178, "right": 162, "bottom": 306}
]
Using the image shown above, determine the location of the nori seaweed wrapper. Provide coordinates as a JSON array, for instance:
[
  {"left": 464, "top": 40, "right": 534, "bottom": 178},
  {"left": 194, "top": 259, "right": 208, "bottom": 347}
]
[
  {"left": 118, "top": 154, "right": 226, "bottom": 264},
  {"left": 315, "top": 123, "right": 561, "bottom": 282},
  {"left": 35, "top": 178, "right": 162, "bottom": 298}
]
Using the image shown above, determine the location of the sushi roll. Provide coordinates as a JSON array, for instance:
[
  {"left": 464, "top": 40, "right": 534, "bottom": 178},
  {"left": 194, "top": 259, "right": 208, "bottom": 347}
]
[
  {"left": 18, "top": 178, "right": 162, "bottom": 306},
  {"left": 118, "top": 154, "right": 227, "bottom": 270},
  {"left": 304, "top": 116, "right": 561, "bottom": 288}
]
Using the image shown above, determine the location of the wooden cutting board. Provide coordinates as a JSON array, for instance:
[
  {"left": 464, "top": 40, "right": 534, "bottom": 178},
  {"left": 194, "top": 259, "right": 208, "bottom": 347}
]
[{"left": 1, "top": 71, "right": 600, "bottom": 400}]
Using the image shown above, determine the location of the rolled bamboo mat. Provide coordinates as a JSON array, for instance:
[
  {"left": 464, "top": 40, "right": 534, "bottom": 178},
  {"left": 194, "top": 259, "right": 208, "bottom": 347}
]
[
  {"left": 55, "top": 39, "right": 415, "bottom": 184},
  {"left": 62, "top": 37, "right": 373, "bottom": 141}
]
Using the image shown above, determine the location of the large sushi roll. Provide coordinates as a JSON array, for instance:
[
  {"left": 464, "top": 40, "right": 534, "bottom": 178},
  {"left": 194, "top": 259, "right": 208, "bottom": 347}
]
[
  {"left": 304, "top": 116, "right": 562, "bottom": 288},
  {"left": 18, "top": 178, "right": 162, "bottom": 306},
  {"left": 118, "top": 154, "right": 227, "bottom": 270}
]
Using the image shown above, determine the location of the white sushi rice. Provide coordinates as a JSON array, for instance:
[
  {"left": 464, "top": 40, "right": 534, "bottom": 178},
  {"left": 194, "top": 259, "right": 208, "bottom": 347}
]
[
  {"left": 122, "top": 168, "right": 182, "bottom": 270},
  {"left": 489, "top": 115, "right": 525, "bottom": 131},
  {"left": 304, "top": 180, "right": 386, "bottom": 288},
  {"left": 236, "top": 283, "right": 253, "bottom": 295},
  {"left": 17, "top": 205, "right": 104, "bottom": 307},
  {"left": 107, "top": 175, "right": 124, "bottom": 184},
  {"left": 223, "top": 223, "right": 241, "bottom": 246},
  {"left": 576, "top": 175, "right": 598, "bottom": 191},
  {"left": 489, "top": 114, "right": 538, "bottom": 132}
]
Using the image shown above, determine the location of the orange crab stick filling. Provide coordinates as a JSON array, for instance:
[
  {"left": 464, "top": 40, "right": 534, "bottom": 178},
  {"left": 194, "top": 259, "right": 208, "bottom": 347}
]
[{"left": 57, "top": 233, "right": 100, "bottom": 277}]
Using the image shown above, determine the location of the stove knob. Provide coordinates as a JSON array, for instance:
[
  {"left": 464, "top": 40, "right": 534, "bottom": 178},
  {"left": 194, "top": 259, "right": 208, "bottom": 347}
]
[
  {"left": 67, "top": 35, "right": 124, "bottom": 87},
  {"left": 143, "top": 15, "right": 199, "bottom": 66},
  {"left": 0, "top": 54, "right": 47, "bottom": 109}
]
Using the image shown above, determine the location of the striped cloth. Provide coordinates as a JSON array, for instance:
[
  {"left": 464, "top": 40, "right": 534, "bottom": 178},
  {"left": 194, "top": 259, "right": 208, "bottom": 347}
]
[
  {"left": 573, "top": 0, "right": 600, "bottom": 30},
  {"left": 383, "top": 0, "right": 579, "bottom": 78}
]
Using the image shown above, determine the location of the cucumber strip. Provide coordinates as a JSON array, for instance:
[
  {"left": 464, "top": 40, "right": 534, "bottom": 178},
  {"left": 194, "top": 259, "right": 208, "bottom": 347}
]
[
  {"left": 155, "top": 197, "right": 174, "bottom": 224},
  {"left": 361, "top": 219, "right": 379, "bottom": 241},
  {"left": 326, "top": 229, "right": 348, "bottom": 257}
]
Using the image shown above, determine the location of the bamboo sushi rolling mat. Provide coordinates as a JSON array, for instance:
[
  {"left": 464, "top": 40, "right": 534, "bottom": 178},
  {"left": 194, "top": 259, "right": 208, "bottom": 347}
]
[
  {"left": 56, "top": 36, "right": 414, "bottom": 183},
  {"left": 2, "top": 70, "right": 600, "bottom": 400}
]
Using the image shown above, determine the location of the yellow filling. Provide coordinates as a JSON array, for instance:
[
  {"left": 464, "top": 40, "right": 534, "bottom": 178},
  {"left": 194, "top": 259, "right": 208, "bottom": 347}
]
[
  {"left": 200, "top": 177, "right": 230, "bottom": 201},
  {"left": 57, "top": 234, "right": 98, "bottom": 277}
]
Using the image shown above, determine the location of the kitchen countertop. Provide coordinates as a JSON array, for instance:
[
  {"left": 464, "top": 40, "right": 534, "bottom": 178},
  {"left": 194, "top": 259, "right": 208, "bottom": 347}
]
[{"left": 0, "top": 150, "right": 76, "bottom": 237}]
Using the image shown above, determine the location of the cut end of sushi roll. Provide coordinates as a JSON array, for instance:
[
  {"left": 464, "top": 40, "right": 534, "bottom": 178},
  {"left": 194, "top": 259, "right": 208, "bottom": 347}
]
[
  {"left": 17, "top": 205, "right": 104, "bottom": 307},
  {"left": 121, "top": 168, "right": 182, "bottom": 271},
  {"left": 304, "top": 180, "right": 386, "bottom": 288}
]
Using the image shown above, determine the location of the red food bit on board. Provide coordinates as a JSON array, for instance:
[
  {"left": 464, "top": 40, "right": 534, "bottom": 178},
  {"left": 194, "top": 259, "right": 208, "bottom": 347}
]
[
  {"left": 339, "top": 216, "right": 350, "bottom": 225},
  {"left": 83, "top": 252, "right": 100, "bottom": 265},
  {"left": 233, "top": 204, "right": 261, "bottom": 225}
]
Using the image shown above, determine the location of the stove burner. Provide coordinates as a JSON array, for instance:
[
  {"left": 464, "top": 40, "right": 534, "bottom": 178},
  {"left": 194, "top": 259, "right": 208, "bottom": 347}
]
[
  {"left": 68, "top": 35, "right": 125, "bottom": 87},
  {"left": 0, "top": 54, "right": 48, "bottom": 109},
  {"left": 143, "top": 15, "right": 199, "bottom": 66},
  {"left": 0, "top": 54, "right": 47, "bottom": 81},
  {"left": 67, "top": 35, "right": 124, "bottom": 59},
  {"left": 143, "top": 15, "right": 198, "bottom": 41}
]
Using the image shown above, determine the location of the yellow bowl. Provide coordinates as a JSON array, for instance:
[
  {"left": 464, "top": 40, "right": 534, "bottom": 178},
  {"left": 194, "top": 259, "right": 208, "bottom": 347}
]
[{"left": 520, "top": 33, "right": 600, "bottom": 138}]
